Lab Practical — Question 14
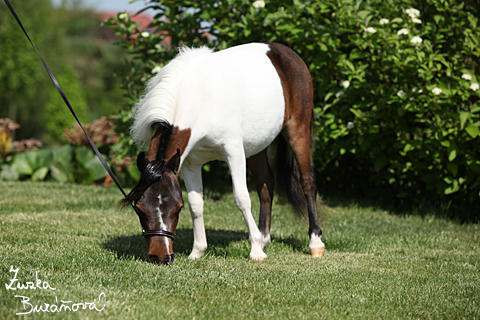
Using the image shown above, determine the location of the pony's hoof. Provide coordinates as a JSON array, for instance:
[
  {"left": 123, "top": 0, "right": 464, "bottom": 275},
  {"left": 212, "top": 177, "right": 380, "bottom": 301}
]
[
  {"left": 250, "top": 247, "right": 267, "bottom": 261},
  {"left": 251, "top": 256, "right": 267, "bottom": 261},
  {"left": 310, "top": 247, "right": 324, "bottom": 258}
]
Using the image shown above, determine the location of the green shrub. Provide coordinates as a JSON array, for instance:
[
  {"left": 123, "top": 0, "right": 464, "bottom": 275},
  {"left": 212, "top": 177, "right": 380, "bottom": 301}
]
[
  {"left": 0, "top": 145, "right": 109, "bottom": 185},
  {"left": 44, "top": 66, "right": 88, "bottom": 142},
  {"left": 103, "top": 0, "right": 480, "bottom": 218}
]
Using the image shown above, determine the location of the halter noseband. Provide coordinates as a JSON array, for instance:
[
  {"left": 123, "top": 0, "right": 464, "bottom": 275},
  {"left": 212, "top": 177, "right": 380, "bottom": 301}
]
[
  {"left": 133, "top": 205, "right": 176, "bottom": 240},
  {"left": 142, "top": 229, "right": 176, "bottom": 239}
]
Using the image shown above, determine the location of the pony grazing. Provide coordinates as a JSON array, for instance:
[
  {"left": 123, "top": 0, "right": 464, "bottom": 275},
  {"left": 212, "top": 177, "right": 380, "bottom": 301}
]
[{"left": 120, "top": 43, "right": 325, "bottom": 264}]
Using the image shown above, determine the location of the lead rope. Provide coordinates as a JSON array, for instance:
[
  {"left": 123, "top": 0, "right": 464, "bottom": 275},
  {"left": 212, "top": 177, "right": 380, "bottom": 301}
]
[
  {"left": 4, "top": 0, "right": 131, "bottom": 203},
  {"left": 5, "top": 1, "right": 176, "bottom": 240}
]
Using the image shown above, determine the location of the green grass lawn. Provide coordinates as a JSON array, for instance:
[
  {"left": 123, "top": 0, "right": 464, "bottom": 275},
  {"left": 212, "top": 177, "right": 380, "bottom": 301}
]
[{"left": 0, "top": 181, "right": 478, "bottom": 319}]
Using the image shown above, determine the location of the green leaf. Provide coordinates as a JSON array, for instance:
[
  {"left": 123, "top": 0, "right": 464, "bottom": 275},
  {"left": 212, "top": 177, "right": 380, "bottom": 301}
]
[
  {"left": 459, "top": 112, "right": 469, "bottom": 130},
  {"left": 448, "top": 145, "right": 457, "bottom": 161},
  {"left": 324, "top": 91, "right": 335, "bottom": 102},
  {"left": 36, "top": 149, "right": 54, "bottom": 168},
  {"left": 350, "top": 108, "right": 362, "bottom": 118},
  {"left": 447, "top": 163, "right": 458, "bottom": 177},
  {"left": 12, "top": 152, "right": 36, "bottom": 175},
  {"left": 127, "top": 165, "right": 140, "bottom": 182},
  {"left": 403, "top": 143, "right": 415, "bottom": 153},
  {"left": 344, "top": 60, "right": 355, "bottom": 72},
  {"left": 31, "top": 167, "right": 49, "bottom": 181},
  {"left": 357, "top": 10, "right": 370, "bottom": 20},
  {"left": 84, "top": 158, "right": 107, "bottom": 183},
  {"left": 0, "top": 164, "right": 19, "bottom": 181},
  {"left": 54, "top": 145, "right": 73, "bottom": 163},
  {"left": 444, "top": 180, "right": 459, "bottom": 195},
  {"left": 465, "top": 124, "right": 479, "bottom": 138},
  {"left": 374, "top": 154, "right": 389, "bottom": 172},
  {"left": 263, "top": 11, "right": 288, "bottom": 27},
  {"left": 75, "top": 147, "right": 96, "bottom": 167},
  {"left": 50, "top": 161, "right": 73, "bottom": 183}
]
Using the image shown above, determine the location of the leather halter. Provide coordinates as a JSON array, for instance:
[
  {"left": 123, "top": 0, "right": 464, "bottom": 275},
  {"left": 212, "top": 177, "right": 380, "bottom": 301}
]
[
  {"left": 142, "top": 229, "right": 176, "bottom": 239},
  {"left": 133, "top": 205, "right": 176, "bottom": 240}
]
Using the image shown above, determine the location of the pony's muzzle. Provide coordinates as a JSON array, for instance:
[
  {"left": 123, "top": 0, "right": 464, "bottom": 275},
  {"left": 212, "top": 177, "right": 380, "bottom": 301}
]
[{"left": 147, "top": 253, "right": 175, "bottom": 265}]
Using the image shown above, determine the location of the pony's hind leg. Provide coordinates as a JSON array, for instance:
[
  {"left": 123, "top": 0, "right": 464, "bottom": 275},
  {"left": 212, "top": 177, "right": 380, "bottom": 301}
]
[
  {"left": 182, "top": 163, "right": 208, "bottom": 259},
  {"left": 247, "top": 148, "right": 274, "bottom": 249},
  {"left": 283, "top": 123, "right": 325, "bottom": 258},
  {"left": 224, "top": 142, "right": 268, "bottom": 261}
]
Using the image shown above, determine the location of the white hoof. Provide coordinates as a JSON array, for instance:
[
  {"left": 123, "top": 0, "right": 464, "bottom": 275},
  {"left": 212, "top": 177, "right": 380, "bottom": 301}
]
[
  {"left": 188, "top": 249, "right": 205, "bottom": 260},
  {"left": 310, "top": 247, "right": 324, "bottom": 257},
  {"left": 250, "top": 246, "right": 267, "bottom": 261},
  {"left": 309, "top": 233, "right": 325, "bottom": 258}
]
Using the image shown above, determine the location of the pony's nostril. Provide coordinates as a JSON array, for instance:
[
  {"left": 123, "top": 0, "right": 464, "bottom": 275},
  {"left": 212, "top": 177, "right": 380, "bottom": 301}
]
[
  {"left": 147, "top": 254, "right": 161, "bottom": 264},
  {"left": 147, "top": 254, "right": 175, "bottom": 265}
]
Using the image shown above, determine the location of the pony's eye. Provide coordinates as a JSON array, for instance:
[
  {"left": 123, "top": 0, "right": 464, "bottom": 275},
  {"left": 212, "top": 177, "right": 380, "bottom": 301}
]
[{"left": 175, "top": 207, "right": 182, "bottom": 216}]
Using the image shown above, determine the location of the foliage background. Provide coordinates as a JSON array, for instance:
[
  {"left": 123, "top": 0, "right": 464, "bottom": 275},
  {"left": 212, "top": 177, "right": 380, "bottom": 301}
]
[
  {"left": 103, "top": 0, "right": 480, "bottom": 221},
  {"left": 1, "top": 0, "right": 479, "bottom": 221},
  {"left": 0, "top": 0, "right": 128, "bottom": 142}
]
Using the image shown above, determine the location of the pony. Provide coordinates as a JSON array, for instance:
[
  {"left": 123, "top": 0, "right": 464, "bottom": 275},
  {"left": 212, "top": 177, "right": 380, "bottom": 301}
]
[{"left": 120, "top": 43, "right": 325, "bottom": 264}]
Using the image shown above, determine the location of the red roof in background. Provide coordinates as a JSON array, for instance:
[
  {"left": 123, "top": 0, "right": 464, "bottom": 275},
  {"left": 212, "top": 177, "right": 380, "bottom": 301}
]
[
  {"left": 101, "top": 11, "right": 154, "bottom": 30},
  {"left": 101, "top": 11, "right": 171, "bottom": 48},
  {"left": 100, "top": 11, "right": 213, "bottom": 49}
]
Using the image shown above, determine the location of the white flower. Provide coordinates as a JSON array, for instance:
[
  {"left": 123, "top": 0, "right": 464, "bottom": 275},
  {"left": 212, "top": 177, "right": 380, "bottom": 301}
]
[
  {"left": 152, "top": 66, "right": 162, "bottom": 74},
  {"left": 410, "top": 36, "right": 423, "bottom": 44},
  {"left": 406, "top": 8, "right": 420, "bottom": 18},
  {"left": 432, "top": 87, "right": 442, "bottom": 95},
  {"left": 397, "top": 28, "right": 409, "bottom": 36},
  {"left": 347, "top": 122, "right": 355, "bottom": 129},
  {"left": 412, "top": 87, "right": 417, "bottom": 92},
  {"left": 365, "top": 27, "right": 377, "bottom": 34},
  {"left": 252, "top": 0, "right": 265, "bottom": 8},
  {"left": 379, "top": 18, "right": 389, "bottom": 25},
  {"left": 462, "top": 74, "right": 472, "bottom": 81},
  {"left": 412, "top": 18, "right": 422, "bottom": 24},
  {"left": 397, "top": 90, "right": 406, "bottom": 98},
  {"left": 471, "top": 83, "right": 479, "bottom": 91},
  {"left": 418, "top": 89, "right": 423, "bottom": 94},
  {"left": 336, "top": 91, "right": 345, "bottom": 98},
  {"left": 141, "top": 31, "right": 150, "bottom": 37},
  {"left": 118, "top": 12, "right": 129, "bottom": 20},
  {"left": 341, "top": 80, "right": 350, "bottom": 88}
]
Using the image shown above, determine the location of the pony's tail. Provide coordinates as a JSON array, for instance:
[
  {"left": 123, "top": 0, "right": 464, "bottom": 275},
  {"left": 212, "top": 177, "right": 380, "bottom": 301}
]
[{"left": 274, "top": 111, "right": 316, "bottom": 217}]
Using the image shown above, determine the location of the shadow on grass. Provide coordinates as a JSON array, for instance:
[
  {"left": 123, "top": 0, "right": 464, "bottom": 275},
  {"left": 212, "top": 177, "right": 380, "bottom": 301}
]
[{"left": 101, "top": 228, "right": 310, "bottom": 261}]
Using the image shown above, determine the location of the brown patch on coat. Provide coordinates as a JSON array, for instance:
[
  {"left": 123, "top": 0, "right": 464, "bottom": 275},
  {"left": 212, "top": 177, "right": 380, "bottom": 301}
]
[
  {"left": 266, "top": 42, "right": 314, "bottom": 178},
  {"left": 165, "top": 126, "right": 191, "bottom": 160},
  {"left": 147, "top": 126, "right": 191, "bottom": 162},
  {"left": 266, "top": 43, "right": 314, "bottom": 129}
]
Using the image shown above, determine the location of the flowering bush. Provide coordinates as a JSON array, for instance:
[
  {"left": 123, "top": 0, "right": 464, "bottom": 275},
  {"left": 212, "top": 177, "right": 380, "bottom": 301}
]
[
  {"left": 103, "top": 0, "right": 479, "bottom": 218},
  {"left": 62, "top": 116, "right": 120, "bottom": 147}
]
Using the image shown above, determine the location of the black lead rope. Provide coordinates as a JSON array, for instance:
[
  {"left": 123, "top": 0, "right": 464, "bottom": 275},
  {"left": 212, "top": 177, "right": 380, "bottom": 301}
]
[
  {"left": 3, "top": 0, "right": 128, "bottom": 199},
  {"left": 5, "top": 0, "right": 176, "bottom": 240}
]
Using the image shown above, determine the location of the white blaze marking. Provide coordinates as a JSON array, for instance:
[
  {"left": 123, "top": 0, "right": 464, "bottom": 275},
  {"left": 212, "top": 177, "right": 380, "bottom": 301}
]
[
  {"left": 158, "top": 194, "right": 163, "bottom": 205},
  {"left": 156, "top": 207, "right": 171, "bottom": 255}
]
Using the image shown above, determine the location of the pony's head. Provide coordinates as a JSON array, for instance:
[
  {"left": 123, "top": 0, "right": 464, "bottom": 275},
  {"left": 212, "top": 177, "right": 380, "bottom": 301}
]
[{"left": 120, "top": 149, "right": 183, "bottom": 265}]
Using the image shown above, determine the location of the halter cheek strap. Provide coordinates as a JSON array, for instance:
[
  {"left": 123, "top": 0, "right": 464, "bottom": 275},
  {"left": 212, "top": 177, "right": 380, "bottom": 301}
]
[{"left": 134, "top": 205, "right": 176, "bottom": 240}]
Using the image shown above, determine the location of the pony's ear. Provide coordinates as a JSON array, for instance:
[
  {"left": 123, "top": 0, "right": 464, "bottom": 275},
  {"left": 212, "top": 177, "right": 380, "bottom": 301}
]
[
  {"left": 137, "top": 151, "right": 147, "bottom": 173},
  {"left": 166, "top": 149, "right": 181, "bottom": 175}
]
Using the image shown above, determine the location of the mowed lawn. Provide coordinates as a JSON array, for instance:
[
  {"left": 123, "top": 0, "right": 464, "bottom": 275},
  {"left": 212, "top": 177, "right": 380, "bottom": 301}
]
[{"left": 0, "top": 181, "right": 478, "bottom": 319}]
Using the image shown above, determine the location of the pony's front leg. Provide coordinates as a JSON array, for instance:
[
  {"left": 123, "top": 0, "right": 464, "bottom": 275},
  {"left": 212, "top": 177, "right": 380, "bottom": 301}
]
[
  {"left": 182, "top": 164, "right": 207, "bottom": 259},
  {"left": 225, "top": 144, "right": 268, "bottom": 261}
]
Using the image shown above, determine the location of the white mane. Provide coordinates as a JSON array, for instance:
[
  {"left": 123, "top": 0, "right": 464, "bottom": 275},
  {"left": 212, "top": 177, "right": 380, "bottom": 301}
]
[{"left": 130, "top": 46, "right": 213, "bottom": 147}]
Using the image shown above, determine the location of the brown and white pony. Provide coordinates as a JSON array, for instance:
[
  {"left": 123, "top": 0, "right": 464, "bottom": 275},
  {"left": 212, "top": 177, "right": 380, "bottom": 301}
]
[{"left": 120, "top": 43, "right": 324, "bottom": 264}]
